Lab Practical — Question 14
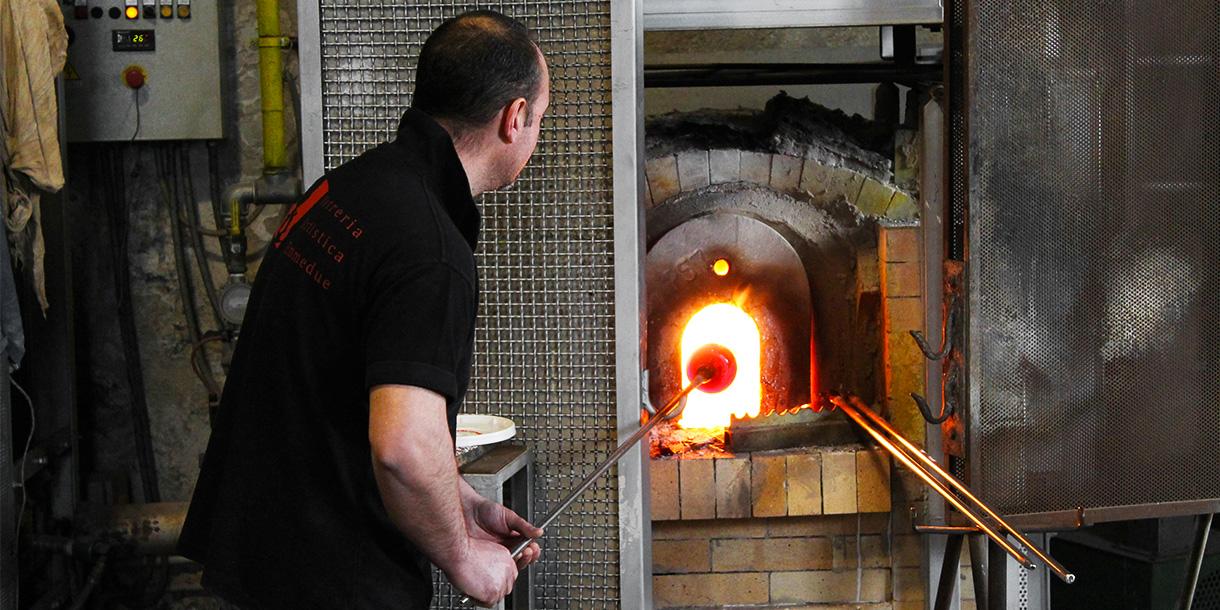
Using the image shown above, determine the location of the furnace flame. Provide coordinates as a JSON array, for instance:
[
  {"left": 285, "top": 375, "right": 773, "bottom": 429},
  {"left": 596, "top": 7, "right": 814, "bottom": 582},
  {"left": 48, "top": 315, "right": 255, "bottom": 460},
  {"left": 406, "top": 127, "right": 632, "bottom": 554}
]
[{"left": 678, "top": 303, "right": 762, "bottom": 429}]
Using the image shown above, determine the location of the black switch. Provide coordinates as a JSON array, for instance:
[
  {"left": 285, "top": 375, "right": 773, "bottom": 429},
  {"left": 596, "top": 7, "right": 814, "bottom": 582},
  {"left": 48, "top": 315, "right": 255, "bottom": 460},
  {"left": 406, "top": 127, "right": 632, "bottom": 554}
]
[
  {"left": 108, "top": 6, "right": 120, "bottom": 18},
  {"left": 90, "top": 6, "right": 103, "bottom": 18}
]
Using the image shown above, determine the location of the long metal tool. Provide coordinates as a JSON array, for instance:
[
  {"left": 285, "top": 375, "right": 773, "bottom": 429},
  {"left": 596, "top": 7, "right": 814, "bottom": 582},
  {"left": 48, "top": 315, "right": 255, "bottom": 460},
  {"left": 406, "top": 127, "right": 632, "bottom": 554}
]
[
  {"left": 829, "top": 395, "right": 1075, "bottom": 584},
  {"left": 509, "top": 369, "right": 710, "bottom": 557},
  {"left": 828, "top": 395, "right": 1033, "bottom": 570},
  {"left": 845, "top": 395, "right": 1074, "bottom": 584},
  {"left": 458, "top": 368, "right": 714, "bottom": 606}
]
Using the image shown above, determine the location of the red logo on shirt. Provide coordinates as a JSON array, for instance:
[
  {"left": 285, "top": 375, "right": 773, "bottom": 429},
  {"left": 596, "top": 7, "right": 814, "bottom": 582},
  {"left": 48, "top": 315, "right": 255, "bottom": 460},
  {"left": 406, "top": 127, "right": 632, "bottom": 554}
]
[{"left": 273, "top": 180, "right": 330, "bottom": 249}]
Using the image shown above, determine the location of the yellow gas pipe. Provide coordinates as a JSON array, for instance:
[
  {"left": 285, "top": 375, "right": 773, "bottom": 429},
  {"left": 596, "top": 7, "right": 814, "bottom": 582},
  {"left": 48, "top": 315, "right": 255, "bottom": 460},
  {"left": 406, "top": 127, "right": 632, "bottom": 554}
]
[{"left": 256, "top": 0, "right": 290, "bottom": 176}]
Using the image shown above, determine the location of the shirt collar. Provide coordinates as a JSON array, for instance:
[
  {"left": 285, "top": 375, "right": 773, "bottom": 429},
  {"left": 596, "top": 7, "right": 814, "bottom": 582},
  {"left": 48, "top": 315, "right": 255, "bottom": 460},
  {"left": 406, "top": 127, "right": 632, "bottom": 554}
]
[{"left": 394, "top": 108, "right": 481, "bottom": 249}]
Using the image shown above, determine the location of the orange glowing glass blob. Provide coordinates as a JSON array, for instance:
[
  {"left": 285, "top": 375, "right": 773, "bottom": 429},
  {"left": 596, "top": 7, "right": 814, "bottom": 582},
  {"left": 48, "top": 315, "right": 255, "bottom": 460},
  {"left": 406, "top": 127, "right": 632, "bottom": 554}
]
[
  {"left": 678, "top": 303, "right": 761, "bottom": 429},
  {"left": 712, "top": 258, "right": 730, "bottom": 276}
]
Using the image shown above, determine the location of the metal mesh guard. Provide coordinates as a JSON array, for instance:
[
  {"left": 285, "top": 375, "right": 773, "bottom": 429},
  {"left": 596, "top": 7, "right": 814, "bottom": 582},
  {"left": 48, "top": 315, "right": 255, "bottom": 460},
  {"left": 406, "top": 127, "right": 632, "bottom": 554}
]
[
  {"left": 969, "top": 0, "right": 1220, "bottom": 517},
  {"left": 317, "top": 1, "right": 618, "bottom": 606}
]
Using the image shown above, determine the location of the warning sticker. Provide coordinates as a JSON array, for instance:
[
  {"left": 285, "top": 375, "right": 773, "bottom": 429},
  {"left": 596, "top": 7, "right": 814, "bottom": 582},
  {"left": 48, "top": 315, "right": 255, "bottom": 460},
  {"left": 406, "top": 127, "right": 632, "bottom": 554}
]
[{"left": 64, "top": 62, "right": 80, "bottom": 81}]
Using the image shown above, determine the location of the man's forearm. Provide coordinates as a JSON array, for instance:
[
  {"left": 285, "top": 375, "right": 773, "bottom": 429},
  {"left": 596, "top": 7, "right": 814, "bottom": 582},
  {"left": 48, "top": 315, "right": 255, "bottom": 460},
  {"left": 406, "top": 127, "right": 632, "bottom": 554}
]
[{"left": 370, "top": 386, "right": 469, "bottom": 572}]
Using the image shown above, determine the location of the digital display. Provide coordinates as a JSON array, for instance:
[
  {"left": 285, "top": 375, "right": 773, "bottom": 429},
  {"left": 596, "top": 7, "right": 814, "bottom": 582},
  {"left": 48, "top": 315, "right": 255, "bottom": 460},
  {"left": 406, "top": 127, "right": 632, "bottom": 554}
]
[{"left": 112, "top": 30, "right": 155, "bottom": 52}]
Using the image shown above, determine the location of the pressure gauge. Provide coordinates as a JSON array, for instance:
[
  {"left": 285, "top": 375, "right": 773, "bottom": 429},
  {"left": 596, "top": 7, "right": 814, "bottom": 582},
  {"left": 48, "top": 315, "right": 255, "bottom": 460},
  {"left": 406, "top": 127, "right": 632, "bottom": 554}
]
[{"left": 219, "top": 277, "right": 251, "bottom": 326}]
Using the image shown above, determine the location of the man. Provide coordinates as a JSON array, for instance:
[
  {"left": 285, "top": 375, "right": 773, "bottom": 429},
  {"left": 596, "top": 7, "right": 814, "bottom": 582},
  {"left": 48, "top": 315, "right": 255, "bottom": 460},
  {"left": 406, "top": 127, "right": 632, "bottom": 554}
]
[{"left": 178, "top": 11, "right": 549, "bottom": 608}]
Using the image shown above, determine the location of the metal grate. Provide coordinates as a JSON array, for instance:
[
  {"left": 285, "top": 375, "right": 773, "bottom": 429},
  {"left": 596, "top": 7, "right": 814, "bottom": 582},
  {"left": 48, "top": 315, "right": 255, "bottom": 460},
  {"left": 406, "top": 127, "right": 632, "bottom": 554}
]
[
  {"left": 1197, "top": 565, "right": 1220, "bottom": 610},
  {"left": 316, "top": 1, "right": 619, "bottom": 607},
  {"left": 966, "top": 0, "right": 1220, "bottom": 517}
]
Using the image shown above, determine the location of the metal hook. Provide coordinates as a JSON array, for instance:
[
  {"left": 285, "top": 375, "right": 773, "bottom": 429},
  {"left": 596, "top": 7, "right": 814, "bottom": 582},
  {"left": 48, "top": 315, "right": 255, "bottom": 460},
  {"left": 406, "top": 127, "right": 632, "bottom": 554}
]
[
  {"left": 910, "top": 295, "right": 959, "bottom": 361},
  {"left": 912, "top": 392, "right": 953, "bottom": 424}
]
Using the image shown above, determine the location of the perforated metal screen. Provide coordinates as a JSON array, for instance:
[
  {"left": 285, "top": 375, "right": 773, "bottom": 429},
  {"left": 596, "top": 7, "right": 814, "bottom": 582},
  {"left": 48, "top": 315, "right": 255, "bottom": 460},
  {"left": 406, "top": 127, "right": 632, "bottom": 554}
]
[
  {"left": 315, "top": 2, "right": 619, "bottom": 607},
  {"left": 966, "top": 0, "right": 1220, "bottom": 518}
]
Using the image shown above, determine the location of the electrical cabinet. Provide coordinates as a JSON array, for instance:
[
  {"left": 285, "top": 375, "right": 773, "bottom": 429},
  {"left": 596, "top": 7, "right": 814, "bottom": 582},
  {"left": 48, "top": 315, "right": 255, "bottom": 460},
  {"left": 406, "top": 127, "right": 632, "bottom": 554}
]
[{"left": 60, "top": 0, "right": 222, "bottom": 141}]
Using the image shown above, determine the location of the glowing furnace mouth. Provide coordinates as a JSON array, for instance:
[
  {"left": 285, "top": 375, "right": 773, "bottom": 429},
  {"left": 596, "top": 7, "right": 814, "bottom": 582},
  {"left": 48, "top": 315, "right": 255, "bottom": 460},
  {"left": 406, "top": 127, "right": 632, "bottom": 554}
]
[{"left": 678, "top": 303, "right": 762, "bottom": 429}]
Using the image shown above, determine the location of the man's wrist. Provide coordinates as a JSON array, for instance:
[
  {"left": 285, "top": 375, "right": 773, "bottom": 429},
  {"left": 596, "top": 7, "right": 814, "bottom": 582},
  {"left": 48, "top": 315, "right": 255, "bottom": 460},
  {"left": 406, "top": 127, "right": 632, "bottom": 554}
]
[{"left": 435, "top": 533, "right": 473, "bottom": 573}]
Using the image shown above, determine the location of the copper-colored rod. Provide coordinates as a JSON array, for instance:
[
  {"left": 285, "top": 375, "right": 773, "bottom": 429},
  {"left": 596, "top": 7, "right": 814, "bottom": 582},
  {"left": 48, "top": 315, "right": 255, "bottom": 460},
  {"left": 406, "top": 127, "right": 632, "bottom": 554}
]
[
  {"left": 828, "top": 395, "right": 1035, "bottom": 571},
  {"left": 914, "top": 524, "right": 981, "bottom": 534},
  {"left": 846, "top": 395, "right": 1075, "bottom": 584}
]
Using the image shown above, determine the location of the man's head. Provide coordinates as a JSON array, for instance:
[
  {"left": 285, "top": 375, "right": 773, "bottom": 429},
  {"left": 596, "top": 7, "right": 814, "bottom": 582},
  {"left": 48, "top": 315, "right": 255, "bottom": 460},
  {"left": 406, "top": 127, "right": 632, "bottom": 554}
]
[{"left": 413, "top": 11, "right": 550, "bottom": 194}]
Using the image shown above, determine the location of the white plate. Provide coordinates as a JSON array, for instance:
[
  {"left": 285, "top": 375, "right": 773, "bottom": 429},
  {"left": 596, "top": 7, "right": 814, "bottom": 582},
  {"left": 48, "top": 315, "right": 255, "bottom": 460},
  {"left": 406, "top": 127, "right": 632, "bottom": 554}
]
[{"left": 455, "top": 414, "right": 516, "bottom": 448}]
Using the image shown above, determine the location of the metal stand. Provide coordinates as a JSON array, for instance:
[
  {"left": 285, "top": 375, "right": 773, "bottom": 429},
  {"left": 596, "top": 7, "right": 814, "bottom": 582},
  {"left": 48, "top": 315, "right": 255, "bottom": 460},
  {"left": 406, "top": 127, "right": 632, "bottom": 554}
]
[
  {"left": 933, "top": 535, "right": 964, "bottom": 610},
  {"left": 969, "top": 534, "right": 989, "bottom": 609},
  {"left": 987, "top": 534, "right": 1050, "bottom": 610},
  {"left": 460, "top": 444, "right": 534, "bottom": 610},
  {"left": 1178, "top": 513, "right": 1215, "bottom": 610}
]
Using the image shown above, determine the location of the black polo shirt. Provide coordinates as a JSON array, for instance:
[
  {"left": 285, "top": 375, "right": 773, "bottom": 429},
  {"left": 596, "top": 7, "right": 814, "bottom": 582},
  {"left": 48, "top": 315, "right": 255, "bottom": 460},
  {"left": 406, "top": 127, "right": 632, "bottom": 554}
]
[{"left": 178, "top": 109, "right": 480, "bottom": 609}]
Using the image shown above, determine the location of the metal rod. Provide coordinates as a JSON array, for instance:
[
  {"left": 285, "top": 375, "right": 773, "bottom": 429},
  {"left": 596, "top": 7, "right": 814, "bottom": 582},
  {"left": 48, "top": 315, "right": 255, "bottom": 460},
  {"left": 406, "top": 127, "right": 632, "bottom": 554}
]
[
  {"left": 916, "top": 524, "right": 981, "bottom": 534},
  {"left": 507, "top": 371, "right": 709, "bottom": 557},
  {"left": 1178, "top": 512, "right": 1214, "bottom": 610},
  {"left": 460, "top": 372, "right": 710, "bottom": 606},
  {"left": 846, "top": 395, "right": 1075, "bottom": 584},
  {"left": 828, "top": 396, "right": 1035, "bottom": 571},
  {"left": 933, "top": 535, "right": 964, "bottom": 610},
  {"left": 644, "top": 62, "right": 943, "bottom": 88}
]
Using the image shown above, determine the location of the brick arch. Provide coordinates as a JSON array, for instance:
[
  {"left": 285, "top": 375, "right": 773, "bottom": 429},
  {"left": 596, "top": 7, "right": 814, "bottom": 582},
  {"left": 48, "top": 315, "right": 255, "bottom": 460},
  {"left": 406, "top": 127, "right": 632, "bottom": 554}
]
[{"left": 644, "top": 148, "right": 917, "bottom": 221}]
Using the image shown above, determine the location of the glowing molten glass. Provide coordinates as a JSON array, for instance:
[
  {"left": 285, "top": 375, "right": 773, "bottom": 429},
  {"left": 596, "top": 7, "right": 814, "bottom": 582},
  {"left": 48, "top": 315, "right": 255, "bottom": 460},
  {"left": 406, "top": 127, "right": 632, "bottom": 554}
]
[{"left": 678, "top": 303, "right": 761, "bottom": 429}]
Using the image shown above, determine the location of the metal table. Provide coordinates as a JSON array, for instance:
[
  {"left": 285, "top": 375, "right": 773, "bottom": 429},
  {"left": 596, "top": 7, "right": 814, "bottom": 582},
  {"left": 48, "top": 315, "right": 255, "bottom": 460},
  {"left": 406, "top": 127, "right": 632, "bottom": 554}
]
[{"left": 459, "top": 444, "right": 534, "bottom": 610}]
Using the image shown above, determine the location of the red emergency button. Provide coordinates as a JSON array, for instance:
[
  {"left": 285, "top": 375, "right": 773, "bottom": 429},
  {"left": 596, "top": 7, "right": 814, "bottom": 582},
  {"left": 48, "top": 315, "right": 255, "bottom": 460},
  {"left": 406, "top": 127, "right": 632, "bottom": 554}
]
[{"left": 123, "top": 66, "right": 147, "bottom": 89}]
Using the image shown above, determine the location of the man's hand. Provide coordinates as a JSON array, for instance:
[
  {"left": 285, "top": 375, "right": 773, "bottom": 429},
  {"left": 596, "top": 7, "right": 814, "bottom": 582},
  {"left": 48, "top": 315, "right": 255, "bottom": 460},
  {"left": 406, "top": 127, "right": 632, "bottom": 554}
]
[
  {"left": 440, "top": 537, "right": 518, "bottom": 607},
  {"left": 460, "top": 482, "right": 543, "bottom": 570},
  {"left": 369, "top": 385, "right": 521, "bottom": 607}
]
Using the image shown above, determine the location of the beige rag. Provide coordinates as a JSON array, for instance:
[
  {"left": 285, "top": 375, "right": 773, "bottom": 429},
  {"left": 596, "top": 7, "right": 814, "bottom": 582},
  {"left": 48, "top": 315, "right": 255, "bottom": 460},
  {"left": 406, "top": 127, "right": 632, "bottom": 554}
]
[{"left": 1, "top": 0, "right": 67, "bottom": 313}]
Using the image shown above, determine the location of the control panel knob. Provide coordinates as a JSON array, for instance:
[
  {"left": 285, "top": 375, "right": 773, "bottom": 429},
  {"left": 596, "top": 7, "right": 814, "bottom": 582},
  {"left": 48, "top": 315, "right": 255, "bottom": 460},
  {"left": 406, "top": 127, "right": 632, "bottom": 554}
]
[{"left": 123, "top": 66, "right": 147, "bottom": 89}]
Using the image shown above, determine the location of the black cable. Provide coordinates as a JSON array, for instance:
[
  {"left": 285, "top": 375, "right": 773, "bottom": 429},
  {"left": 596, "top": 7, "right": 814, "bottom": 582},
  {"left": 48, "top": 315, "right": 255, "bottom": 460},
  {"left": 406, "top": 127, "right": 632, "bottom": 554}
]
[
  {"left": 160, "top": 147, "right": 221, "bottom": 397},
  {"left": 178, "top": 144, "right": 226, "bottom": 328},
  {"left": 129, "top": 89, "right": 141, "bottom": 143},
  {"left": 11, "top": 377, "right": 34, "bottom": 539},
  {"left": 205, "top": 142, "right": 230, "bottom": 239},
  {"left": 106, "top": 145, "right": 160, "bottom": 503}
]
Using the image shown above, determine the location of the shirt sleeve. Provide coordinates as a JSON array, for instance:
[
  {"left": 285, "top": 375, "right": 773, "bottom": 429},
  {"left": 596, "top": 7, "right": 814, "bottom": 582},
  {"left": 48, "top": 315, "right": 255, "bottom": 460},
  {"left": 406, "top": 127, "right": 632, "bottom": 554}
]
[{"left": 362, "top": 261, "right": 476, "bottom": 401}]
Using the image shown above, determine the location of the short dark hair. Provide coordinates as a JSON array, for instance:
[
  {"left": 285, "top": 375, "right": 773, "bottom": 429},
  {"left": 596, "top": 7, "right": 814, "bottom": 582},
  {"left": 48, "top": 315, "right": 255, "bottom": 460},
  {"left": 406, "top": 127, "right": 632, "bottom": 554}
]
[{"left": 412, "top": 10, "right": 543, "bottom": 137}]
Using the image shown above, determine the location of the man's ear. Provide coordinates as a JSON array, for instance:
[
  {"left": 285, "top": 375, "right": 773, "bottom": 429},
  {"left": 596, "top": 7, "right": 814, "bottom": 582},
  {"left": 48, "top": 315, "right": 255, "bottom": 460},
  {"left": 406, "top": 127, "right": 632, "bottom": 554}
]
[{"left": 499, "top": 97, "right": 529, "bottom": 143}]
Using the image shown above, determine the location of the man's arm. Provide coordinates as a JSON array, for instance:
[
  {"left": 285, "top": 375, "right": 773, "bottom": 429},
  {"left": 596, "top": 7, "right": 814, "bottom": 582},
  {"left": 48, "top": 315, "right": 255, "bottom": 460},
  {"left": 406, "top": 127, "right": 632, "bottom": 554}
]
[{"left": 369, "top": 384, "right": 517, "bottom": 606}]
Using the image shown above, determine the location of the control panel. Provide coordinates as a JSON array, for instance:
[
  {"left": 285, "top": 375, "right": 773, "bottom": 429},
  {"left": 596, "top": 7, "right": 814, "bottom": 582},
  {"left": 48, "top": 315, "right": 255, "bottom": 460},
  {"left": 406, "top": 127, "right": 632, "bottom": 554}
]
[{"left": 60, "top": 0, "right": 221, "bottom": 141}]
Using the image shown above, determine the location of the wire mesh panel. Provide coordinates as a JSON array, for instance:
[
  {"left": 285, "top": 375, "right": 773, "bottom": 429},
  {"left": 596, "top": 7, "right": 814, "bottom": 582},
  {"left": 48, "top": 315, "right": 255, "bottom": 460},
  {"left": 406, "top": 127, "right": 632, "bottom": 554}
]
[
  {"left": 316, "top": 1, "right": 618, "bottom": 607},
  {"left": 966, "top": 0, "right": 1220, "bottom": 518}
]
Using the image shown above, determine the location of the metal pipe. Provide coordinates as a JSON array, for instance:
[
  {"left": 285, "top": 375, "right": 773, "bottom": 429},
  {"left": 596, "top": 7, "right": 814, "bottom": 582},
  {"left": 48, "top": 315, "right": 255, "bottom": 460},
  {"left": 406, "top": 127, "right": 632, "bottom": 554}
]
[
  {"left": 846, "top": 395, "right": 1074, "bottom": 584},
  {"left": 644, "top": 62, "right": 943, "bottom": 88},
  {"left": 256, "top": 0, "right": 288, "bottom": 173},
  {"left": 828, "top": 396, "right": 1035, "bottom": 571},
  {"left": 1178, "top": 512, "right": 1214, "bottom": 610},
  {"left": 82, "top": 502, "right": 188, "bottom": 556},
  {"left": 459, "top": 370, "right": 712, "bottom": 606}
]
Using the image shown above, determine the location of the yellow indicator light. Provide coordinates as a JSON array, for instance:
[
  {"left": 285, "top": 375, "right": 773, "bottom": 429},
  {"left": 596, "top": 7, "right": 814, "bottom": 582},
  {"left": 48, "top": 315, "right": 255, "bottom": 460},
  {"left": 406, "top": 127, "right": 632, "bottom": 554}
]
[
  {"left": 125, "top": 5, "right": 139, "bottom": 18},
  {"left": 160, "top": 5, "right": 172, "bottom": 17},
  {"left": 712, "top": 258, "right": 730, "bottom": 276}
]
